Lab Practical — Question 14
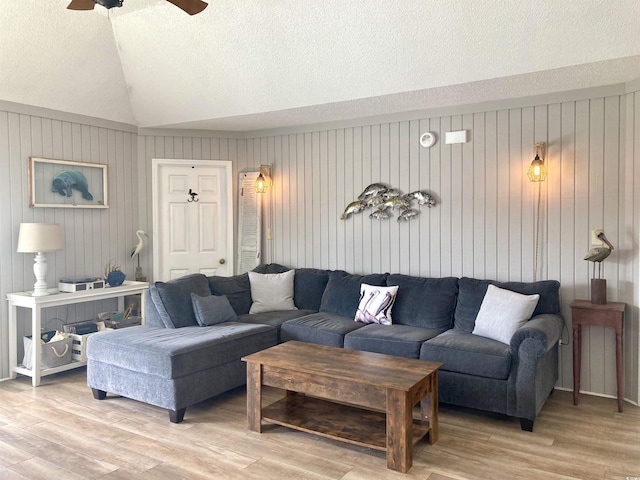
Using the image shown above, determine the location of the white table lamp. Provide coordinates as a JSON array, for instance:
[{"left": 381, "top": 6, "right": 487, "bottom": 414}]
[{"left": 17, "top": 223, "right": 63, "bottom": 296}]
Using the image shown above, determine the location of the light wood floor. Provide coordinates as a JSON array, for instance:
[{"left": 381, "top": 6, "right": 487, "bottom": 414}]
[{"left": 0, "top": 369, "right": 638, "bottom": 480}]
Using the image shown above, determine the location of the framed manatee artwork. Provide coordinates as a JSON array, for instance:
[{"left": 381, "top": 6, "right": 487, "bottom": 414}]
[{"left": 28, "top": 157, "right": 108, "bottom": 208}]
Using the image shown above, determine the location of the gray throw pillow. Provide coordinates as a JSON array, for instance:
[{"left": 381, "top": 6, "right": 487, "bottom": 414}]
[
  {"left": 191, "top": 293, "right": 238, "bottom": 326},
  {"left": 248, "top": 270, "right": 297, "bottom": 313},
  {"left": 472, "top": 285, "right": 540, "bottom": 344}
]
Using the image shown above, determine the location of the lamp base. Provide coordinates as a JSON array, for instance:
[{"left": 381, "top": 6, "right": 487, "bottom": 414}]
[
  {"left": 31, "top": 252, "right": 52, "bottom": 296},
  {"left": 31, "top": 289, "right": 51, "bottom": 297},
  {"left": 590, "top": 279, "right": 607, "bottom": 305}
]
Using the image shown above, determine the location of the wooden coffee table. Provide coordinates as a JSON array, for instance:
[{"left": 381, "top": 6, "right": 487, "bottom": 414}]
[{"left": 242, "top": 341, "right": 442, "bottom": 473}]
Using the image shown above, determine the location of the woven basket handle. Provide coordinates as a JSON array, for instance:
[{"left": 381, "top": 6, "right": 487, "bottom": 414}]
[{"left": 50, "top": 343, "right": 69, "bottom": 358}]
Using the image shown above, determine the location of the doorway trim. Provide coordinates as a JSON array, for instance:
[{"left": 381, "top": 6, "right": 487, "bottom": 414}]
[{"left": 151, "top": 159, "right": 234, "bottom": 281}]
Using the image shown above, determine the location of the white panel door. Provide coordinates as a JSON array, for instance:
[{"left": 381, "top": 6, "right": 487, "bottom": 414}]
[{"left": 153, "top": 160, "right": 233, "bottom": 281}]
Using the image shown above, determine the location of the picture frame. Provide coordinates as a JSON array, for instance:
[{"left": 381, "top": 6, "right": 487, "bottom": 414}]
[{"left": 28, "top": 157, "right": 108, "bottom": 208}]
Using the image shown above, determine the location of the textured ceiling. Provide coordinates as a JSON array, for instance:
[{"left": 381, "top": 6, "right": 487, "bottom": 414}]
[{"left": 1, "top": 0, "right": 640, "bottom": 132}]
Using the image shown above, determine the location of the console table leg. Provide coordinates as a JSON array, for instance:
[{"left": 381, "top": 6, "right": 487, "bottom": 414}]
[
  {"left": 386, "top": 388, "right": 412, "bottom": 473},
  {"left": 615, "top": 326, "right": 623, "bottom": 413},
  {"left": 572, "top": 324, "right": 581, "bottom": 406},
  {"left": 31, "top": 307, "right": 42, "bottom": 387}
]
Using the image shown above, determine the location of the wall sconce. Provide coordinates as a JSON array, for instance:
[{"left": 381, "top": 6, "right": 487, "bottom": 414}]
[
  {"left": 528, "top": 142, "right": 546, "bottom": 282},
  {"left": 17, "top": 223, "right": 63, "bottom": 296},
  {"left": 255, "top": 164, "right": 272, "bottom": 193},
  {"left": 527, "top": 142, "right": 547, "bottom": 182}
]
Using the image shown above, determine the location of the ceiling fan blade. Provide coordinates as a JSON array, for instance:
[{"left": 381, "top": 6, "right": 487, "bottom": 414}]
[
  {"left": 165, "top": 0, "right": 208, "bottom": 15},
  {"left": 67, "top": 0, "right": 96, "bottom": 10}
]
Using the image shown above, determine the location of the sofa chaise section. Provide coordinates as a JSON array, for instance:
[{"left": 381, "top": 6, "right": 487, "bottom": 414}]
[
  {"left": 87, "top": 273, "right": 281, "bottom": 423},
  {"left": 87, "top": 322, "right": 277, "bottom": 422}
]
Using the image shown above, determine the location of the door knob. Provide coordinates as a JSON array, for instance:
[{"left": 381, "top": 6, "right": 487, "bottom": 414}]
[{"left": 219, "top": 259, "right": 226, "bottom": 265}]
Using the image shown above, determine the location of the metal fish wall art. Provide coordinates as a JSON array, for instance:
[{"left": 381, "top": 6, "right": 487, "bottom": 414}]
[
  {"left": 397, "top": 208, "right": 419, "bottom": 222},
  {"left": 369, "top": 207, "right": 391, "bottom": 220},
  {"left": 340, "top": 183, "right": 438, "bottom": 221},
  {"left": 340, "top": 200, "right": 368, "bottom": 220}
]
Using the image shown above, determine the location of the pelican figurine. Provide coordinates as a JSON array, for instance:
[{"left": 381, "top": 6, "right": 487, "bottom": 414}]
[
  {"left": 130, "top": 230, "right": 148, "bottom": 267},
  {"left": 584, "top": 232, "right": 614, "bottom": 279}
]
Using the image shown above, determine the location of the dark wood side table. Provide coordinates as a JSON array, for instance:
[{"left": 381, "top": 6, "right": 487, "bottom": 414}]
[{"left": 570, "top": 300, "right": 625, "bottom": 412}]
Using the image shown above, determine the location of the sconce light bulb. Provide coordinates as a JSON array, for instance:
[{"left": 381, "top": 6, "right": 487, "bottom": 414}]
[{"left": 255, "top": 172, "right": 267, "bottom": 193}]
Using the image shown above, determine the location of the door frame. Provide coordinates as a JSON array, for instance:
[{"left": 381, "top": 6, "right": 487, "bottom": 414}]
[{"left": 151, "top": 159, "right": 234, "bottom": 281}]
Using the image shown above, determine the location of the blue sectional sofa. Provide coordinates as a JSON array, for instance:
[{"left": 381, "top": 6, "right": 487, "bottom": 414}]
[{"left": 87, "top": 264, "right": 563, "bottom": 431}]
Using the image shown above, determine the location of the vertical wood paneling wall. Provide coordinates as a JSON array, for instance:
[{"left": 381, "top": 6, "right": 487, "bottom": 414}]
[
  {"left": 0, "top": 107, "right": 141, "bottom": 370},
  {"left": 135, "top": 132, "right": 245, "bottom": 278},
  {"left": 1, "top": 85, "right": 639, "bottom": 405},
  {"left": 245, "top": 89, "right": 640, "bottom": 402}
]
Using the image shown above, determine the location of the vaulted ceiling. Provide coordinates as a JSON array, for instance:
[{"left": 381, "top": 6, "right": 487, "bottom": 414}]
[{"left": 2, "top": 1, "right": 640, "bottom": 132}]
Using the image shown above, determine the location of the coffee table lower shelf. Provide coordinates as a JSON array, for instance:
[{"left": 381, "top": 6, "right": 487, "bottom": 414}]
[{"left": 262, "top": 394, "right": 430, "bottom": 451}]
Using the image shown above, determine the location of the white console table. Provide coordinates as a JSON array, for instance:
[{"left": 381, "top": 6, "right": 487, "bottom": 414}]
[{"left": 7, "top": 281, "right": 149, "bottom": 386}]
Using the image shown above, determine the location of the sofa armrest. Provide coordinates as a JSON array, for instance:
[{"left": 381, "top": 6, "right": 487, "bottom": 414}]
[
  {"left": 144, "top": 290, "right": 168, "bottom": 328},
  {"left": 511, "top": 313, "right": 564, "bottom": 425},
  {"left": 509, "top": 314, "right": 564, "bottom": 357}
]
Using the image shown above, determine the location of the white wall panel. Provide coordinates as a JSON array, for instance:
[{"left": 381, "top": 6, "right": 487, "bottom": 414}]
[
  {"left": 0, "top": 120, "right": 242, "bottom": 380},
  {"left": 246, "top": 89, "right": 640, "bottom": 402},
  {"left": 0, "top": 111, "right": 139, "bottom": 371},
  {"left": 0, "top": 87, "right": 638, "bottom": 404}
]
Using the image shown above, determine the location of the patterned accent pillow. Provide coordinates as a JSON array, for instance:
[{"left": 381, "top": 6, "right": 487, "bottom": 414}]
[{"left": 354, "top": 284, "right": 399, "bottom": 325}]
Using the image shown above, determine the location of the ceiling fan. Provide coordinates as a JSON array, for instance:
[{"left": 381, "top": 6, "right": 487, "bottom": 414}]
[{"left": 67, "top": 0, "right": 208, "bottom": 15}]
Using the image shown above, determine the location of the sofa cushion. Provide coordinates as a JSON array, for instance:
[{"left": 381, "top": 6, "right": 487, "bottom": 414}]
[
  {"left": 236, "top": 309, "right": 316, "bottom": 329},
  {"left": 248, "top": 270, "right": 297, "bottom": 313},
  {"left": 191, "top": 293, "right": 238, "bottom": 326},
  {"left": 344, "top": 324, "right": 445, "bottom": 358},
  {"left": 280, "top": 312, "right": 367, "bottom": 347},
  {"left": 454, "top": 277, "right": 560, "bottom": 333},
  {"left": 354, "top": 284, "right": 399, "bottom": 325},
  {"left": 420, "top": 329, "right": 512, "bottom": 380},
  {"left": 149, "top": 274, "right": 211, "bottom": 329},
  {"left": 294, "top": 268, "right": 330, "bottom": 310},
  {"left": 87, "top": 323, "right": 277, "bottom": 379},
  {"left": 472, "top": 285, "right": 539, "bottom": 344},
  {"left": 319, "top": 271, "right": 388, "bottom": 318},
  {"left": 208, "top": 274, "right": 252, "bottom": 315},
  {"left": 386, "top": 274, "right": 458, "bottom": 329}
]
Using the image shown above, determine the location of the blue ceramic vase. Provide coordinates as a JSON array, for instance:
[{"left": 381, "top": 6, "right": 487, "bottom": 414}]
[{"left": 106, "top": 270, "right": 126, "bottom": 287}]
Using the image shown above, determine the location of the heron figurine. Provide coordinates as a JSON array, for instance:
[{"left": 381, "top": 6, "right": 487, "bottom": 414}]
[
  {"left": 584, "top": 231, "right": 614, "bottom": 279},
  {"left": 130, "top": 230, "right": 148, "bottom": 268}
]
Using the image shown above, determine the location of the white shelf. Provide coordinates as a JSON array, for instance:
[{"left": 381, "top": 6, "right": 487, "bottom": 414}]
[{"left": 7, "top": 280, "right": 149, "bottom": 386}]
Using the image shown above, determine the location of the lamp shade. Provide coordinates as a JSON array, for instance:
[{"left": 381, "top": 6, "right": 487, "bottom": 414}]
[
  {"left": 527, "top": 154, "right": 547, "bottom": 182},
  {"left": 17, "top": 223, "right": 63, "bottom": 253}
]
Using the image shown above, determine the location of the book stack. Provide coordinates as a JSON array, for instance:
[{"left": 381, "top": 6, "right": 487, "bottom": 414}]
[{"left": 62, "top": 320, "right": 99, "bottom": 335}]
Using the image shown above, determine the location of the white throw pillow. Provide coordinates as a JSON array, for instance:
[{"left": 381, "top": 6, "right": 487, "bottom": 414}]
[
  {"left": 472, "top": 284, "right": 540, "bottom": 344},
  {"left": 354, "top": 283, "right": 399, "bottom": 325},
  {"left": 248, "top": 270, "right": 297, "bottom": 314}
]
